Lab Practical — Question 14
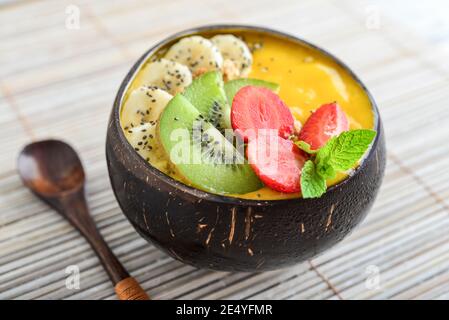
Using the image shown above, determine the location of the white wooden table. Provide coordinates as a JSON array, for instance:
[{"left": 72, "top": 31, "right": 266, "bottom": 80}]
[{"left": 1, "top": 0, "right": 449, "bottom": 299}]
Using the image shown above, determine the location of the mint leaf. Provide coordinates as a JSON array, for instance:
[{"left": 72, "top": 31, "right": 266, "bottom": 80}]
[
  {"left": 301, "top": 160, "right": 327, "bottom": 198},
  {"left": 298, "top": 129, "right": 376, "bottom": 199},
  {"left": 314, "top": 137, "right": 336, "bottom": 179},
  {"left": 317, "top": 129, "right": 376, "bottom": 172},
  {"left": 328, "top": 129, "right": 376, "bottom": 171},
  {"left": 295, "top": 140, "right": 318, "bottom": 154},
  {"left": 316, "top": 161, "right": 336, "bottom": 180}
]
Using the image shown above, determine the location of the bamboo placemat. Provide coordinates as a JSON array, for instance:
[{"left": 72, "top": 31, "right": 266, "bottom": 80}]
[{"left": 1, "top": 0, "right": 449, "bottom": 300}]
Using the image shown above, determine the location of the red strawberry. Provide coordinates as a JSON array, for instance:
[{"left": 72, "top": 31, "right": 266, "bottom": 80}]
[
  {"left": 298, "top": 102, "right": 349, "bottom": 150},
  {"left": 231, "top": 86, "right": 294, "bottom": 141},
  {"left": 247, "top": 134, "right": 307, "bottom": 193}
]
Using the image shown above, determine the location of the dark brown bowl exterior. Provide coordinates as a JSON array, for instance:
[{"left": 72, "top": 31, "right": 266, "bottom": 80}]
[{"left": 106, "top": 25, "right": 386, "bottom": 272}]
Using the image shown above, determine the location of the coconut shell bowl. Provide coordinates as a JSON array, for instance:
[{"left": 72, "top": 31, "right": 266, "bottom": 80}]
[{"left": 106, "top": 25, "right": 386, "bottom": 272}]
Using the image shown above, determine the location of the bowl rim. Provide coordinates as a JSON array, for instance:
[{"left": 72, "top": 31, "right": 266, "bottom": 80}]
[{"left": 111, "top": 24, "right": 381, "bottom": 206}]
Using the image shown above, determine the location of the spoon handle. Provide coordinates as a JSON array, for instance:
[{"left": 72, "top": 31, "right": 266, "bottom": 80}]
[{"left": 59, "top": 190, "right": 149, "bottom": 300}]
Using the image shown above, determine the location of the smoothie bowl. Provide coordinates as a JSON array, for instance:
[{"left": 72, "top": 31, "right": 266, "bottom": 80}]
[{"left": 106, "top": 25, "right": 386, "bottom": 271}]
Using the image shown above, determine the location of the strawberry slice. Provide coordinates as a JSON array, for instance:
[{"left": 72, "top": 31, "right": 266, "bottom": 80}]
[
  {"left": 247, "top": 134, "right": 307, "bottom": 193},
  {"left": 298, "top": 102, "right": 349, "bottom": 150},
  {"left": 231, "top": 86, "right": 294, "bottom": 141}
]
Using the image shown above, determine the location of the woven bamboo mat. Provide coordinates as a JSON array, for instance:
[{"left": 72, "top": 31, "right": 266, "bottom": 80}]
[{"left": 1, "top": 0, "right": 449, "bottom": 300}]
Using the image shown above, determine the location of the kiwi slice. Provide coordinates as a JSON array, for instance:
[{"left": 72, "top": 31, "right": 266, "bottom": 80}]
[
  {"left": 224, "top": 78, "right": 280, "bottom": 104},
  {"left": 183, "top": 71, "right": 231, "bottom": 132},
  {"left": 159, "top": 94, "right": 263, "bottom": 194}
]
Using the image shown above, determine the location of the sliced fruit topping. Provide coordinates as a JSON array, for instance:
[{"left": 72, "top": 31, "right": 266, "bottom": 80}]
[
  {"left": 224, "top": 78, "right": 280, "bottom": 104},
  {"left": 159, "top": 94, "right": 263, "bottom": 194},
  {"left": 121, "top": 86, "right": 173, "bottom": 129},
  {"left": 211, "top": 34, "right": 252, "bottom": 80},
  {"left": 138, "top": 58, "right": 192, "bottom": 95},
  {"left": 124, "top": 122, "right": 158, "bottom": 161},
  {"left": 165, "top": 36, "right": 223, "bottom": 76},
  {"left": 183, "top": 71, "right": 231, "bottom": 131},
  {"left": 298, "top": 102, "right": 349, "bottom": 150},
  {"left": 247, "top": 135, "right": 307, "bottom": 193},
  {"left": 231, "top": 86, "right": 294, "bottom": 141}
]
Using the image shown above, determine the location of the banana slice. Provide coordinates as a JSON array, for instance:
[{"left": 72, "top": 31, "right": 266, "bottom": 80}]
[
  {"left": 121, "top": 86, "right": 173, "bottom": 128},
  {"left": 124, "top": 122, "right": 157, "bottom": 161},
  {"left": 165, "top": 36, "right": 223, "bottom": 76},
  {"left": 211, "top": 34, "right": 252, "bottom": 79},
  {"left": 139, "top": 58, "right": 192, "bottom": 95}
]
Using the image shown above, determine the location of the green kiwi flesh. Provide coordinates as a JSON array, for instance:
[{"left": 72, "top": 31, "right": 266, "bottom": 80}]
[
  {"left": 183, "top": 71, "right": 231, "bottom": 131},
  {"left": 158, "top": 94, "right": 263, "bottom": 194}
]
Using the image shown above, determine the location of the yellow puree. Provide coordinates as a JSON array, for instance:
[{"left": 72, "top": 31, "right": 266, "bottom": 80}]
[{"left": 121, "top": 32, "right": 374, "bottom": 200}]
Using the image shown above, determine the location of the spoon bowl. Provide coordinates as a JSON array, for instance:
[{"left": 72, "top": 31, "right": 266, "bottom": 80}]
[{"left": 18, "top": 140, "right": 84, "bottom": 197}]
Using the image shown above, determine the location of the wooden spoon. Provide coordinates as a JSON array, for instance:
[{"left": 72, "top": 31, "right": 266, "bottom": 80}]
[{"left": 17, "top": 139, "right": 149, "bottom": 300}]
